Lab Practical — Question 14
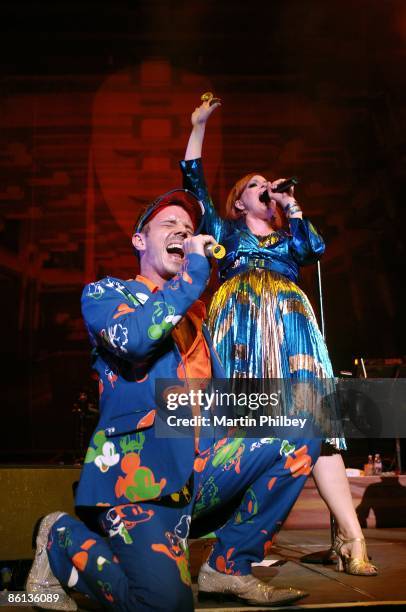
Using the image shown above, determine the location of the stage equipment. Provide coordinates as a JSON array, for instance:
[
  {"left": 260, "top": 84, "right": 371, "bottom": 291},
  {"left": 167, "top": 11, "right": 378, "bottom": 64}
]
[
  {"left": 354, "top": 356, "right": 406, "bottom": 474},
  {"left": 300, "top": 259, "right": 336, "bottom": 565},
  {"left": 72, "top": 389, "right": 98, "bottom": 463},
  {"left": 0, "top": 466, "right": 80, "bottom": 560}
]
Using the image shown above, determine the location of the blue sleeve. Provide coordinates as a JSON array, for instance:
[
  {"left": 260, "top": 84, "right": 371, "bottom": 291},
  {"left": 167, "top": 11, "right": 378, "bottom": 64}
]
[
  {"left": 81, "top": 253, "right": 210, "bottom": 361},
  {"left": 288, "top": 218, "right": 325, "bottom": 265},
  {"left": 179, "top": 158, "right": 225, "bottom": 243}
]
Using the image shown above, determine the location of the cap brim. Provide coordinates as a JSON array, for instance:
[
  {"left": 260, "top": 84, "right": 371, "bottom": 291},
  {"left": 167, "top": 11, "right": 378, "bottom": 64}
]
[{"left": 134, "top": 188, "right": 204, "bottom": 234}]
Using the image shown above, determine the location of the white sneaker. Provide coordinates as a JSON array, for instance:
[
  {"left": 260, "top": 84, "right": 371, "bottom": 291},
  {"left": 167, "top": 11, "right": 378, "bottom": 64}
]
[
  {"left": 198, "top": 562, "right": 307, "bottom": 606},
  {"left": 26, "top": 512, "right": 77, "bottom": 611}
]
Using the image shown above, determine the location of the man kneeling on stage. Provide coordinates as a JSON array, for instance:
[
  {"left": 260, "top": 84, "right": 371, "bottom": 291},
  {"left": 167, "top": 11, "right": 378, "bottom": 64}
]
[{"left": 26, "top": 189, "right": 320, "bottom": 610}]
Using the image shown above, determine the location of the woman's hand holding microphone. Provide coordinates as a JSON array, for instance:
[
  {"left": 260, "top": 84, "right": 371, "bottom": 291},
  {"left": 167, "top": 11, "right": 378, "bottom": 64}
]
[{"left": 264, "top": 179, "right": 303, "bottom": 219}]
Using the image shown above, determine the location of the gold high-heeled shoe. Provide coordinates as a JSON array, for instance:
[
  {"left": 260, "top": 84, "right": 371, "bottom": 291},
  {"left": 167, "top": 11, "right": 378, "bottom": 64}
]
[{"left": 332, "top": 535, "right": 378, "bottom": 576}]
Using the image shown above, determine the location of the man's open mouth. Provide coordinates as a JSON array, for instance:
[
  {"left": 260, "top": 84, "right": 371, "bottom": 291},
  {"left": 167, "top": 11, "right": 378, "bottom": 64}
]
[{"left": 166, "top": 242, "right": 184, "bottom": 259}]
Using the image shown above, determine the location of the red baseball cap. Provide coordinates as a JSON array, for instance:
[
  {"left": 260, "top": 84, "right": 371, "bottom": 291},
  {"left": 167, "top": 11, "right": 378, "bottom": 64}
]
[{"left": 134, "top": 188, "right": 204, "bottom": 235}]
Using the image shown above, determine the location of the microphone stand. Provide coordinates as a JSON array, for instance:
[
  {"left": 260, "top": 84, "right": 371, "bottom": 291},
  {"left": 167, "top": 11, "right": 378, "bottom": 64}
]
[{"left": 300, "top": 261, "right": 336, "bottom": 565}]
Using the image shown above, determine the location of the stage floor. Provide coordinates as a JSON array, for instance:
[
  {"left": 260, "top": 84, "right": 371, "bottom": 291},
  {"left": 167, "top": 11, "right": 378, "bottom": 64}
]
[
  {"left": 194, "top": 528, "right": 406, "bottom": 610},
  {"left": 1, "top": 529, "right": 405, "bottom": 610}
]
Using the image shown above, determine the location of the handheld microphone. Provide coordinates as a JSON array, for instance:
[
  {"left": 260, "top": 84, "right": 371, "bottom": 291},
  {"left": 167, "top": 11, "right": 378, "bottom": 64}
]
[
  {"left": 272, "top": 176, "right": 299, "bottom": 193},
  {"left": 204, "top": 243, "right": 226, "bottom": 259},
  {"left": 201, "top": 91, "right": 221, "bottom": 107},
  {"left": 259, "top": 177, "right": 300, "bottom": 203}
]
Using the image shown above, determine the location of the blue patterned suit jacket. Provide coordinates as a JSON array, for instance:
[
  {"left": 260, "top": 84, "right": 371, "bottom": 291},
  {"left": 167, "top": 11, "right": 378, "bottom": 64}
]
[{"left": 75, "top": 253, "right": 225, "bottom": 513}]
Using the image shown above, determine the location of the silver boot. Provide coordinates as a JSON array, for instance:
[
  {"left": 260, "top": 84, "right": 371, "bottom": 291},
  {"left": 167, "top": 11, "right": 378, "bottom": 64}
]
[
  {"left": 198, "top": 562, "right": 307, "bottom": 606},
  {"left": 26, "top": 512, "right": 77, "bottom": 611}
]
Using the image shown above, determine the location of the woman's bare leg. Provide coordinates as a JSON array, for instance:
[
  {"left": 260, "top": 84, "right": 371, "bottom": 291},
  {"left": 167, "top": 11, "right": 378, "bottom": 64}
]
[
  {"left": 312, "top": 454, "right": 376, "bottom": 572},
  {"left": 312, "top": 454, "right": 362, "bottom": 538}
]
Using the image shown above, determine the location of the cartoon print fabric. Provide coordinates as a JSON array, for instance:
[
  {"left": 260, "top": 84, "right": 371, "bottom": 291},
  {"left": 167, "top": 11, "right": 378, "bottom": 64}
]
[{"left": 47, "top": 436, "right": 320, "bottom": 608}]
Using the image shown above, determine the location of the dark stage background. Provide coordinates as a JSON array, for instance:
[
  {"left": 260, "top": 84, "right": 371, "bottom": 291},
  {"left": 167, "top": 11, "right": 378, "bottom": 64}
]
[{"left": 1, "top": 1, "right": 405, "bottom": 463}]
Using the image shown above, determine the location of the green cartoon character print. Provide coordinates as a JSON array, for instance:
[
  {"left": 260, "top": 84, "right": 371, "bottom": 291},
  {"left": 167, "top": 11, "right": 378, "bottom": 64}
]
[
  {"left": 211, "top": 437, "right": 246, "bottom": 474},
  {"left": 148, "top": 301, "right": 182, "bottom": 340},
  {"left": 84, "top": 430, "right": 120, "bottom": 473},
  {"left": 115, "top": 452, "right": 167, "bottom": 502},
  {"left": 234, "top": 487, "right": 259, "bottom": 524},
  {"left": 193, "top": 476, "right": 220, "bottom": 514}
]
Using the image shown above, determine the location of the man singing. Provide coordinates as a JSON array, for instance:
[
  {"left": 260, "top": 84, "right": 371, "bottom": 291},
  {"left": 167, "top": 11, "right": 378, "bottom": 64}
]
[{"left": 27, "top": 188, "right": 319, "bottom": 610}]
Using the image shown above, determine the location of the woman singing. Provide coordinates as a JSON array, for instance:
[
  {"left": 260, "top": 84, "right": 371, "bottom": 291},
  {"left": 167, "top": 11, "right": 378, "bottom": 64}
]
[{"left": 181, "top": 98, "right": 377, "bottom": 576}]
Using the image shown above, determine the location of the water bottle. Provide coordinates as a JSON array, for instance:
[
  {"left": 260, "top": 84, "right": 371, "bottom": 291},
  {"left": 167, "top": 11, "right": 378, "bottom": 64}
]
[
  {"left": 365, "top": 454, "right": 374, "bottom": 476},
  {"left": 374, "top": 453, "right": 382, "bottom": 475}
]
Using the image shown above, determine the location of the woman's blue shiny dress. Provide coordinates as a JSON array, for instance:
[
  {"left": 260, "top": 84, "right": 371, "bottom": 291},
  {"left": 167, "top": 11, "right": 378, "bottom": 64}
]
[{"left": 181, "top": 158, "right": 344, "bottom": 448}]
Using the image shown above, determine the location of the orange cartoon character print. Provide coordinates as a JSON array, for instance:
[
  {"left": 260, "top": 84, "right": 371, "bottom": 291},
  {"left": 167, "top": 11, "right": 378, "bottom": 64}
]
[
  {"left": 213, "top": 547, "right": 240, "bottom": 576},
  {"left": 284, "top": 444, "right": 313, "bottom": 477},
  {"left": 103, "top": 504, "right": 155, "bottom": 545},
  {"left": 115, "top": 452, "right": 167, "bottom": 502},
  {"left": 151, "top": 515, "right": 191, "bottom": 586}
]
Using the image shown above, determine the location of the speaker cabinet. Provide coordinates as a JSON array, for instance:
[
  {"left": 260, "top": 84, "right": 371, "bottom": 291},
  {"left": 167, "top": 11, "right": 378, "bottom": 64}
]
[{"left": 0, "top": 466, "right": 81, "bottom": 560}]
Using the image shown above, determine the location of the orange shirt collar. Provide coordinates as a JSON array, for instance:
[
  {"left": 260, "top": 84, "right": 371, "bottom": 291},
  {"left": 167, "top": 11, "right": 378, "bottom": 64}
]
[{"left": 135, "top": 274, "right": 159, "bottom": 293}]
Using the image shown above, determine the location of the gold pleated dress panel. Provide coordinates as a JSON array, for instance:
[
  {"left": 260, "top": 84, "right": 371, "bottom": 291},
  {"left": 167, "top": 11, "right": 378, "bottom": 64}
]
[{"left": 208, "top": 269, "right": 344, "bottom": 448}]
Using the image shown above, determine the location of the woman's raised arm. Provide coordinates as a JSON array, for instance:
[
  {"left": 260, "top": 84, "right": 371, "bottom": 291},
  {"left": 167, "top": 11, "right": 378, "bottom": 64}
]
[
  {"left": 185, "top": 100, "right": 221, "bottom": 161},
  {"left": 181, "top": 99, "right": 226, "bottom": 242}
]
